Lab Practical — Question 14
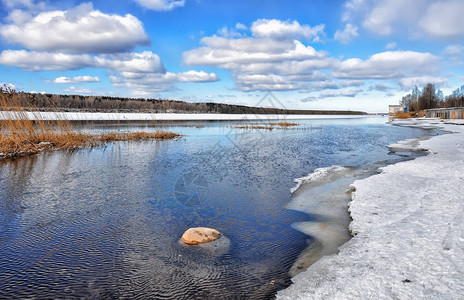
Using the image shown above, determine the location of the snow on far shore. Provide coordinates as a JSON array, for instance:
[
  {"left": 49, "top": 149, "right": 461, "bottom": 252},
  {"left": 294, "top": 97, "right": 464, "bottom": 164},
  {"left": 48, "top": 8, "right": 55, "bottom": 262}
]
[
  {"left": 0, "top": 111, "right": 369, "bottom": 121},
  {"left": 278, "top": 118, "right": 464, "bottom": 299}
]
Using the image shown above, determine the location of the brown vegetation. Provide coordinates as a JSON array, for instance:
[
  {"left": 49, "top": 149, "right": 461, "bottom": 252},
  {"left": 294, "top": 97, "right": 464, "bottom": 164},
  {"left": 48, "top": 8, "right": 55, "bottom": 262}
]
[
  {"left": 0, "top": 86, "right": 181, "bottom": 159},
  {"left": 270, "top": 121, "right": 298, "bottom": 127},
  {"left": 234, "top": 121, "right": 299, "bottom": 130},
  {"left": 393, "top": 110, "right": 426, "bottom": 119}
]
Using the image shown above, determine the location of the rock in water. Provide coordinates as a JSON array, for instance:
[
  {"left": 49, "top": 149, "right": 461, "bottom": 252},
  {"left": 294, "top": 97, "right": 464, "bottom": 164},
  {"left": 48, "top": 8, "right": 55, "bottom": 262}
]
[{"left": 181, "top": 227, "right": 222, "bottom": 245}]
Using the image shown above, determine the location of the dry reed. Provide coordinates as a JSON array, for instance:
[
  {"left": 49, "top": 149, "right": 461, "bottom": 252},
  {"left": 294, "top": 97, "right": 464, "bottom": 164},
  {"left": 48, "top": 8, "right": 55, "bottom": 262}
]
[
  {"left": 234, "top": 121, "right": 299, "bottom": 130},
  {"left": 393, "top": 110, "right": 426, "bottom": 119},
  {"left": 269, "top": 121, "right": 298, "bottom": 127},
  {"left": 0, "top": 86, "right": 181, "bottom": 159}
]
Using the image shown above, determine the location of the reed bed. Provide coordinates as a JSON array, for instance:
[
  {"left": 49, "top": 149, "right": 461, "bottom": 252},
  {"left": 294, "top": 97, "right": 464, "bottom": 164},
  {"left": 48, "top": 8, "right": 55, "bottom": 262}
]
[
  {"left": 269, "top": 121, "right": 298, "bottom": 127},
  {"left": 234, "top": 121, "right": 299, "bottom": 130},
  {"left": 0, "top": 86, "right": 181, "bottom": 159}
]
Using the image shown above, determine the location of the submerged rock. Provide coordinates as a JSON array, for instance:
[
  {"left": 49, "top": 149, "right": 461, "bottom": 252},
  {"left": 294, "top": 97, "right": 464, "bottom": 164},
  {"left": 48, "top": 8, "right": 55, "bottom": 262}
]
[{"left": 181, "top": 227, "right": 222, "bottom": 245}]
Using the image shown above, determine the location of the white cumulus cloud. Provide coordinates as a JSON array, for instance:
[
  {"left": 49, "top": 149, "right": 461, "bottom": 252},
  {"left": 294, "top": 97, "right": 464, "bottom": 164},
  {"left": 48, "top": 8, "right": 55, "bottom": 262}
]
[
  {"left": 251, "top": 19, "right": 325, "bottom": 42},
  {"left": 0, "top": 50, "right": 166, "bottom": 72},
  {"left": 342, "top": 0, "right": 464, "bottom": 40},
  {"left": 183, "top": 23, "right": 333, "bottom": 92},
  {"left": 0, "top": 2, "right": 150, "bottom": 53},
  {"left": 52, "top": 76, "right": 100, "bottom": 84},
  {"left": 110, "top": 70, "right": 218, "bottom": 93},
  {"left": 333, "top": 51, "right": 439, "bottom": 79},
  {"left": 398, "top": 76, "right": 448, "bottom": 90},
  {"left": 419, "top": 0, "right": 464, "bottom": 39}
]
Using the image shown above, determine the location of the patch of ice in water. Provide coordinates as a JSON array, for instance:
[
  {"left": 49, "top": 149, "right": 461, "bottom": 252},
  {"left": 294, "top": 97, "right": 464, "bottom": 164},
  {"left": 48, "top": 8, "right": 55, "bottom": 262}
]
[{"left": 286, "top": 166, "right": 369, "bottom": 277}]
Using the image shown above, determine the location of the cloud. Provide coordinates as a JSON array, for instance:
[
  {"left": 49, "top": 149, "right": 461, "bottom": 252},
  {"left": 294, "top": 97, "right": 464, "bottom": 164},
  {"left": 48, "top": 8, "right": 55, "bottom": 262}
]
[
  {"left": 0, "top": 50, "right": 166, "bottom": 72},
  {"left": 52, "top": 76, "right": 100, "bottom": 84},
  {"left": 235, "top": 23, "right": 247, "bottom": 31},
  {"left": 300, "top": 96, "right": 318, "bottom": 103},
  {"left": 63, "top": 86, "right": 93, "bottom": 94},
  {"left": 361, "top": 0, "right": 420, "bottom": 35},
  {"left": 134, "top": 0, "right": 185, "bottom": 11},
  {"left": 184, "top": 36, "right": 325, "bottom": 66},
  {"left": 334, "top": 24, "right": 358, "bottom": 44},
  {"left": 110, "top": 70, "right": 218, "bottom": 93},
  {"left": 309, "top": 80, "right": 339, "bottom": 90},
  {"left": 183, "top": 22, "right": 334, "bottom": 92},
  {"left": 184, "top": 18, "right": 446, "bottom": 95},
  {"left": 1, "top": 0, "right": 45, "bottom": 11},
  {"left": 217, "top": 26, "right": 244, "bottom": 38},
  {"left": 368, "top": 83, "right": 392, "bottom": 91},
  {"left": 342, "top": 0, "right": 368, "bottom": 22},
  {"left": 251, "top": 19, "right": 325, "bottom": 42},
  {"left": 398, "top": 76, "right": 448, "bottom": 90},
  {"left": 343, "top": 0, "right": 464, "bottom": 40},
  {"left": 339, "top": 80, "right": 364, "bottom": 87},
  {"left": 233, "top": 73, "right": 298, "bottom": 91},
  {"left": 444, "top": 45, "right": 464, "bottom": 64},
  {"left": 318, "top": 88, "right": 362, "bottom": 99},
  {"left": 385, "top": 42, "right": 397, "bottom": 50},
  {"left": 333, "top": 50, "right": 439, "bottom": 79},
  {"left": 0, "top": 2, "right": 150, "bottom": 53},
  {"left": 419, "top": 0, "right": 464, "bottom": 39}
]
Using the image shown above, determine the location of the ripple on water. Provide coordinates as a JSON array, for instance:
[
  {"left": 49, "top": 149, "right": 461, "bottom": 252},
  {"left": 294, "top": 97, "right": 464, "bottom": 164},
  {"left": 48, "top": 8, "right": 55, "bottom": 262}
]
[{"left": 0, "top": 119, "right": 438, "bottom": 299}]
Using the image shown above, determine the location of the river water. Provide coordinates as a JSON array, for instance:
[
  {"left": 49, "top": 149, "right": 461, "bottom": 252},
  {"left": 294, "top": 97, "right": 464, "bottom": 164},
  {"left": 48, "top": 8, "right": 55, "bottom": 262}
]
[{"left": 0, "top": 116, "right": 438, "bottom": 299}]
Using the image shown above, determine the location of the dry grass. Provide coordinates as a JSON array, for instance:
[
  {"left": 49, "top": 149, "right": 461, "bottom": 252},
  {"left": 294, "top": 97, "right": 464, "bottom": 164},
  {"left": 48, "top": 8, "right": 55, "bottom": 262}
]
[
  {"left": 0, "top": 86, "right": 181, "bottom": 159},
  {"left": 269, "top": 121, "right": 299, "bottom": 127},
  {"left": 393, "top": 111, "right": 414, "bottom": 119},
  {"left": 234, "top": 121, "right": 299, "bottom": 130},
  {"left": 393, "top": 110, "right": 426, "bottom": 119}
]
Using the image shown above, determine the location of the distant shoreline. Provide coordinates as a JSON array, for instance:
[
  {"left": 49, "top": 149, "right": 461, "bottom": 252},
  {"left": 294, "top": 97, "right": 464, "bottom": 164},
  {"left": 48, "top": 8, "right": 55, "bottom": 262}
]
[{"left": 0, "top": 111, "right": 374, "bottom": 121}]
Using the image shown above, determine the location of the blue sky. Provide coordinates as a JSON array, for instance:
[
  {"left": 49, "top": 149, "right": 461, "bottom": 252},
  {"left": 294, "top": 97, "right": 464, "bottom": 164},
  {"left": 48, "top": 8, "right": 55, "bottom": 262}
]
[{"left": 1, "top": 0, "right": 463, "bottom": 112}]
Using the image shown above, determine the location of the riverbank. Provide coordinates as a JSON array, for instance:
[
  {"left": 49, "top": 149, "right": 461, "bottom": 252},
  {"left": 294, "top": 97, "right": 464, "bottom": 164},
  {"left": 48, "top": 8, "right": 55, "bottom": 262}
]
[{"left": 278, "top": 118, "right": 464, "bottom": 299}]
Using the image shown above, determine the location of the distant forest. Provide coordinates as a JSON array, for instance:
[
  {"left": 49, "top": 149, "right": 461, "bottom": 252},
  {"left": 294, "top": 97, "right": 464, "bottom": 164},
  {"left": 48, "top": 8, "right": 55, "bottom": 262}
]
[
  {"left": 400, "top": 83, "right": 464, "bottom": 112},
  {"left": 4, "top": 89, "right": 366, "bottom": 115}
]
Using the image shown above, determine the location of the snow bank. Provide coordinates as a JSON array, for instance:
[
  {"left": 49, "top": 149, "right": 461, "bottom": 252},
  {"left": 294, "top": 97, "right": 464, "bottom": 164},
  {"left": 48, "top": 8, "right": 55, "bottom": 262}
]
[
  {"left": 0, "top": 111, "right": 368, "bottom": 121},
  {"left": 278, "top": 119, "right": 464, "bottom": 299}
]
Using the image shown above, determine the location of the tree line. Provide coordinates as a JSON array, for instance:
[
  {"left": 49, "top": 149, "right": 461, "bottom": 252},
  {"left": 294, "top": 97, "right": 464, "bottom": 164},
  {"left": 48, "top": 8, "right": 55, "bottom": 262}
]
[
  {"left": 400, "top": 83, "right": 464, "bottom": 111},
  {"left": 0, "top": 88, "right": 366, "bottom": 115}
]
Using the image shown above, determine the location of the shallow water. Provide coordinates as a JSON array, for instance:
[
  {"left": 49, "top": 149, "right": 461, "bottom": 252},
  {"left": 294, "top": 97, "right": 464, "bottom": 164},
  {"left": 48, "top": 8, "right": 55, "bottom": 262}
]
[{"left": 0, "top": 117, "right": 439, "bottom": 299}]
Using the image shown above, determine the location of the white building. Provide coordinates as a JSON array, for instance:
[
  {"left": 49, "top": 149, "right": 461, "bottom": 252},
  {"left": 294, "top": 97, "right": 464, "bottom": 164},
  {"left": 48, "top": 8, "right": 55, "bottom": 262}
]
[{"left": 389, "top": 105, "right": 403, "bottom": 115}]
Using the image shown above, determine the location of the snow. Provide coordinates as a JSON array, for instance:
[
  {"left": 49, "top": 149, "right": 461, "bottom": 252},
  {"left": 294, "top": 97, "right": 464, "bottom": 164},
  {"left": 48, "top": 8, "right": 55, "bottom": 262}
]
[
  {"left": 278, "top": 118, "right": 464, "bottom": 299},
  {"left": 0, "top": 111, "right": 368, "bottom": 121},
  {"left": 289, "top": 166, "right": 351, "bottom": 194}
]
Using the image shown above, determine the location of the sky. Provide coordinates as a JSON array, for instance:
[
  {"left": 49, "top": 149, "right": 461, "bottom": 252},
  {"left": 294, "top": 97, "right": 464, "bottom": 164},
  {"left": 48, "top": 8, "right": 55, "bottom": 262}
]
[{"left": 0, "top": 0, "right": 463, "bottom": 113}]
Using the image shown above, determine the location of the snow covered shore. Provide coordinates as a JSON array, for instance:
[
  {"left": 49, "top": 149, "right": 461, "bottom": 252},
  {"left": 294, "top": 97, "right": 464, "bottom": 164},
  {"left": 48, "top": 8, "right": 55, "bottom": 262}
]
[
  {"left": 278, "top": 118, "right": 464, "bottom": 299},
  {"left": 0, "top": 111, "right": 367, "bottom": 121}
]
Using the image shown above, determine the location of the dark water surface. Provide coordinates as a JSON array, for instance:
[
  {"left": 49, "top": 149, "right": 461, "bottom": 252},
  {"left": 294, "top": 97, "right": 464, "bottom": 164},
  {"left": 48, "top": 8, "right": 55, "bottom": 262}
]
[{"left": 0, "top": 117, "right": 438, "bottom": 299}]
